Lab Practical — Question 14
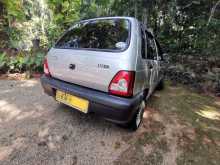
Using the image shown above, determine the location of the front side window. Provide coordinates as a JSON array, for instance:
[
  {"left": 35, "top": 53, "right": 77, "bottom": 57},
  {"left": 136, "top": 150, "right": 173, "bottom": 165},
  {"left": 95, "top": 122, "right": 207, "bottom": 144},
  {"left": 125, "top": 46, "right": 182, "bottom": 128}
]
[
  {"left": 155, "top": 39, "right": 163, "bottom": 60},
  {"left": 55, "top": 19, "right": 131, "bottom": 51},
  {"left": 146, "top": 33, "right": 157, "bottom": 60},
  {"left": 141, "top": 27, "right": 146, "bottom": 59}
]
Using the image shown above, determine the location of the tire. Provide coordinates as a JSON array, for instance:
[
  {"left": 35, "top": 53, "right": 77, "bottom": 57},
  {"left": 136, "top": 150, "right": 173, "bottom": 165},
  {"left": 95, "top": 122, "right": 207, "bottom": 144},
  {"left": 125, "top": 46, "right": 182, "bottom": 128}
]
[
  {"left": 121, "top": 101, "right": 145, "bottom": 131},
  {"left": 156, "top": 79, "right": 164, "bottom": 90}
]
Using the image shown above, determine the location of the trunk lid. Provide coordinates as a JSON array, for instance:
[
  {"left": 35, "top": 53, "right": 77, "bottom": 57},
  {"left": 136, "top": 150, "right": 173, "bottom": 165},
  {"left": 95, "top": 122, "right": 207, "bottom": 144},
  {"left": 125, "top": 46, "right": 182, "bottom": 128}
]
[{"left": 47, "top": 48, "right": 122, "bottom": 92}]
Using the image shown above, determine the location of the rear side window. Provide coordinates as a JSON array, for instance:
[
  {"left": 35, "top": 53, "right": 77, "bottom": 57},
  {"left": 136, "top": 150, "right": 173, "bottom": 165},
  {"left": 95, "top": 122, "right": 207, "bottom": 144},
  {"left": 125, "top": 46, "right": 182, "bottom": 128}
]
[{"left": 55, "top": 19, "right": 131, "bottom": 51}]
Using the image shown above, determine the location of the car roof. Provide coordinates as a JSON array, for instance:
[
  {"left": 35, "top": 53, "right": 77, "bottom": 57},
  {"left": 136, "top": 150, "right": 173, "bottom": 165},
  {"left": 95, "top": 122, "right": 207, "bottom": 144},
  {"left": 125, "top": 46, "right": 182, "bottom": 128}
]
[
  {"left": 68, "top": 16, "right": 138, "bottom": 32},
  {"left": 80, "top": 16, "right": 137, "bottom": 22},
  {"left": 69, "top": 16, "right": 155, "bottom": 36}
]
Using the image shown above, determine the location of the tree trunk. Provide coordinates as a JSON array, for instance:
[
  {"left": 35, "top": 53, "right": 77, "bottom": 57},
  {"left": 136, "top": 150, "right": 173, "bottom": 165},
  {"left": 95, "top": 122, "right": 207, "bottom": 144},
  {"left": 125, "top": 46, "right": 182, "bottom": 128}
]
[{"left": 134, "top": 1, "right": 138, "bottom": 18}]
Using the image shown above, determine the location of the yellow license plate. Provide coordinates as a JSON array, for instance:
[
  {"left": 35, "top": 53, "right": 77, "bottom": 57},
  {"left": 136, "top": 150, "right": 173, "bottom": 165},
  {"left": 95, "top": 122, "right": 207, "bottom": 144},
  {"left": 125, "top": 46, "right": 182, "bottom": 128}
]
[{"left": 56, "top": 90, "right": 89, "bottom": 113}]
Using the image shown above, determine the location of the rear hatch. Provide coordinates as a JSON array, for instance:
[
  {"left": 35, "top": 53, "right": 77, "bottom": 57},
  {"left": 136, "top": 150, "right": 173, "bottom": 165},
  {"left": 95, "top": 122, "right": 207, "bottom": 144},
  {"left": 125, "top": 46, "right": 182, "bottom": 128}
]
[{"left": 47, "top": 18, "right": 131, "bottom": 92}]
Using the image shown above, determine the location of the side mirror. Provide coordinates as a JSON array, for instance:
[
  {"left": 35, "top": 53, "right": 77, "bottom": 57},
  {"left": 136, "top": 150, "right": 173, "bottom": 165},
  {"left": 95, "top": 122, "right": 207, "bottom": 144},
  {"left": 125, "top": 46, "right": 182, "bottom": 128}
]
[{"left": 157, "top": 56, "right": 162, "bottom": 61}]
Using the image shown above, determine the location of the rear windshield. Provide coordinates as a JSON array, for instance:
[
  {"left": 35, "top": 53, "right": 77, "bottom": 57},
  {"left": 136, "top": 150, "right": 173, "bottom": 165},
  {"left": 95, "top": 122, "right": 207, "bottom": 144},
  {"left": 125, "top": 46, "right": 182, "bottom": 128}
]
[{"left": 55, "top": 19, "right": 131, "bottom": 51}]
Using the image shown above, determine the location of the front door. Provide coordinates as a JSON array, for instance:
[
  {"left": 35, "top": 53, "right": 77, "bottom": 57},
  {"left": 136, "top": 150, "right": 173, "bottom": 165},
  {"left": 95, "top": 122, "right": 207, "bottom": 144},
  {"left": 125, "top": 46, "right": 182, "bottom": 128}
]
[{"left": 155, "top": 39, "right": 166, "bottom": 82}]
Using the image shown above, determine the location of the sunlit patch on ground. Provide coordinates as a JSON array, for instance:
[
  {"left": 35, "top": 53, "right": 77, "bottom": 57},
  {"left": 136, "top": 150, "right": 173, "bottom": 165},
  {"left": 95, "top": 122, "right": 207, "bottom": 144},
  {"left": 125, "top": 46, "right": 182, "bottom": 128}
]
[
  {"left": 143, "top": 110, "right": 151, "bottom": 119},
  {"left": 215, "top": 100, "right": 220, "bottom": 106},
  {"left": 0, "top": 100, "right": 21, "bottom": 122},
  {"left": 143, "top": 107, "right": 155, "bottom": 119},
  {"left": 18, "top": 80, "right": 38, "bottom": 87},
  {"left": 196, "top": 105, "right": 220, "bottom": 120},
  {"left": 0, "top": 146, "right": 13, "bottom": 161},
  {"left": 0, "top": 99, "right": 43, "bottom": 122},
  {"left": 0, "top": 73, "right": 27, "bottom": 80},
  {"left": 0, "top": 138, "right": 25, "bottom": 161}
]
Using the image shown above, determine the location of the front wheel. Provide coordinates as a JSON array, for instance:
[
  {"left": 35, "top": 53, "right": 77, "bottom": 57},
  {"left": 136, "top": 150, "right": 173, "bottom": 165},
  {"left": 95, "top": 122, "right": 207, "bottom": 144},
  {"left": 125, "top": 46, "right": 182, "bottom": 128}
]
[{"left": 123, "top": 101, "right": 145, "bottom": 131}]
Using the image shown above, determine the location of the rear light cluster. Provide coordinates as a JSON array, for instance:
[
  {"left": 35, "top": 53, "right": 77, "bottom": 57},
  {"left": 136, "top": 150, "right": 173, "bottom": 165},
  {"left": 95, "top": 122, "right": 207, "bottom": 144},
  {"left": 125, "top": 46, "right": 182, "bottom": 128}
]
[
  {"left": 44, "top": 58, "right": 51, "bottom": 77},
  {"left": 109, "top": 71, "right": 135, "bottom": 97}
]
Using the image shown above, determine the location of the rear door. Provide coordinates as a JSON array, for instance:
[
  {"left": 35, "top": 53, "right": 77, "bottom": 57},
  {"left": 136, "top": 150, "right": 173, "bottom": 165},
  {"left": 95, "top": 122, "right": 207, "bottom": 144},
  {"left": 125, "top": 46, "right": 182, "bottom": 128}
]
[
  {"left": 47, "top": 18, "right": 131, "bottom": 93},
  {"left": 145, "top": 32, "right": 160, "bottom": 96}
]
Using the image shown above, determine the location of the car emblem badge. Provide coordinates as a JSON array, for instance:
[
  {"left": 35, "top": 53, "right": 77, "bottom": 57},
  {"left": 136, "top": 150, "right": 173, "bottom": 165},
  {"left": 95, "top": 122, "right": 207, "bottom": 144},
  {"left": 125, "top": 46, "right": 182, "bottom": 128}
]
[{"left": 69, "top": 64, "right": 76, "bottom": 70}]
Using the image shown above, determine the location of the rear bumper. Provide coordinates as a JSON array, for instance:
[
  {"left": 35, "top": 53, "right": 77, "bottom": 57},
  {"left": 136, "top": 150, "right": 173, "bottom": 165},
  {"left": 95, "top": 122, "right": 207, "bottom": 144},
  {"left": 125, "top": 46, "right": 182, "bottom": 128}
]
[{"left": 40, "top": 75, "right": 143, "bottom": 124}]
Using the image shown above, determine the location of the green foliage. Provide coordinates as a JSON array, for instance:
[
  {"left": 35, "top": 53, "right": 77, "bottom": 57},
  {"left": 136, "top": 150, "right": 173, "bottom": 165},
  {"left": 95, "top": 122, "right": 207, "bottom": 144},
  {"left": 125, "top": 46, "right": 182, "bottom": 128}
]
[
  {"left": 32, "top": 52, "right": 45, "bottom": 72},
  {"left": 0, "top": 51, "right": 45, "bottom": 74},
  {"left": 3, "top": 0, "right": 25, "bottom": 21},
  {"left": 0, "top": 0, "right": 220, "bottom": 74},
  {"left": 1, "top": 0, "right": 219, "bottom": 56},
  {"left": 0, "top": 52, "right": 8, "bottom": 72}
]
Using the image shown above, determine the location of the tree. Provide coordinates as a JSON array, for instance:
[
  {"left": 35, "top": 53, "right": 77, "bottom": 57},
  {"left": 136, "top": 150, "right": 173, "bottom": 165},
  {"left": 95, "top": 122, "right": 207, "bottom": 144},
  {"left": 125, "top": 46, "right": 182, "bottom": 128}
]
[{"left": 0, "top": 0, "right": 219, "bottom": 56}]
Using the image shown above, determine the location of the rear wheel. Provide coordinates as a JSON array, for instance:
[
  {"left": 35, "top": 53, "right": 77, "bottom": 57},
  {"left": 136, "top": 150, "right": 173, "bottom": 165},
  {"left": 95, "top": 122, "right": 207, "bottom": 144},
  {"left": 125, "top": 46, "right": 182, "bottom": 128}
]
[{"left": 122, "top": 100, "right": 145, "bottom": 131}]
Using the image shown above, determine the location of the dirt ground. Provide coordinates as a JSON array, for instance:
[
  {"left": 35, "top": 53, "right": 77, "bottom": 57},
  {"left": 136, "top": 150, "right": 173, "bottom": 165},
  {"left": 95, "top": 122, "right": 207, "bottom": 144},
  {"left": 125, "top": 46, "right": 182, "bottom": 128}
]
[{"left": 0, "top": 79, "right": 219, "bottom": 165}]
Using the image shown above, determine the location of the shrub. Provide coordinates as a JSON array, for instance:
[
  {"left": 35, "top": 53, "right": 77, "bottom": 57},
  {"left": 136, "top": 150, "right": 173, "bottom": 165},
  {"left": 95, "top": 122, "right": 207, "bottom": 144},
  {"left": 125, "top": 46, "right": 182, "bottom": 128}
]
[
  {"left": 0, "top": 51, "right": 45, "bottom": 74},
  {"left": 0, "top": 52, "right": 9, "bottom": 73}
]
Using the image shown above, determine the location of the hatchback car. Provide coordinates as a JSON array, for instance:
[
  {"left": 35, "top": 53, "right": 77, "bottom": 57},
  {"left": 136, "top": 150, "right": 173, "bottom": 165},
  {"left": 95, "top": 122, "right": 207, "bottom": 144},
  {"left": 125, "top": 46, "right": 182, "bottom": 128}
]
[{"left": 41, "top": 17, "right": 167, "bottom": 130}]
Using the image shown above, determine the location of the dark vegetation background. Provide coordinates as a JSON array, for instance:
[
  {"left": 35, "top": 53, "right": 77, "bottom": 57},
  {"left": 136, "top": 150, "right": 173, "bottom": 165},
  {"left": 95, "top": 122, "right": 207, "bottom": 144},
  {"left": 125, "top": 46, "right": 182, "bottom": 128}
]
[{"left": 0, "top": 0, "right": 220, "bottom": 95}]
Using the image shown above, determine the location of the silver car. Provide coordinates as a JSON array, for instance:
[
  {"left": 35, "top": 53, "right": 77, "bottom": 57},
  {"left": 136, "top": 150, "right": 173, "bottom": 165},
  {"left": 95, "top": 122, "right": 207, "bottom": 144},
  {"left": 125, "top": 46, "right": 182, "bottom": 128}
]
[{"left": 41, "top": 16, "right": 167, "bottom": 130}]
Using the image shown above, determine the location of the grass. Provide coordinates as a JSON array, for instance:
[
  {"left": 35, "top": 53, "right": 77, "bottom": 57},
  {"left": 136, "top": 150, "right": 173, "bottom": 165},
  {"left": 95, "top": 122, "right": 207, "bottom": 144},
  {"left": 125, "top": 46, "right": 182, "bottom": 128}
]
[
  {"left": 150, "top": 82, "right": 220, "bottom": 140},
  {"left": 149, "top": 82, "right": 220, "bottom": 165}
]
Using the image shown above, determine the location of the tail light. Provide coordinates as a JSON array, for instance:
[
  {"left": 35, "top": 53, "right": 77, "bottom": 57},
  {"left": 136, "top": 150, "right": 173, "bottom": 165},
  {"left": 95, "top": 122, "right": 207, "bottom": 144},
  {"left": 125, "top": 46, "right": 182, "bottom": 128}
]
[
  {"left": 109, "top": 71, "right": 135, "bottom": 97},
  {"left": 44, "top": 58, "right": 51, "bottom": 77}
]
